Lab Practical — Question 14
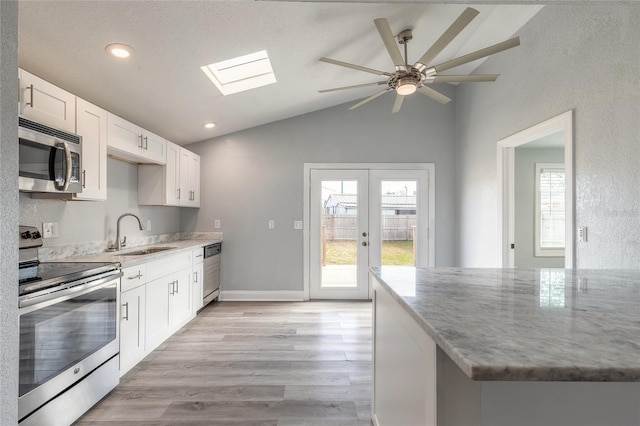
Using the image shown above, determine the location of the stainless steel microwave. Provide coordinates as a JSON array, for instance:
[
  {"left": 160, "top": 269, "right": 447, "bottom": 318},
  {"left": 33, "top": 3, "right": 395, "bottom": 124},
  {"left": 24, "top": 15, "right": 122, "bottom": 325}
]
[{"left": 18, "top": 117, "right": 82, "bottom": 194}]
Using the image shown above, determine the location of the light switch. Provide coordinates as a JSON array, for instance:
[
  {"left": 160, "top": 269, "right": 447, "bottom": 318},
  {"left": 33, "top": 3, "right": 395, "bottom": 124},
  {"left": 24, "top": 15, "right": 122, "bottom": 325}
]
[
  {"left": 294, "top": 220, "right": 303, "bottom": 230},
  {"left": 146, "top": 220, "right": 152, "bottom": 231},
  {"left": 214, "top": 219, "right": 221, "bottom": 229},
  {"left": 268, "top": 219, "right": 275, "bottom": 230}
]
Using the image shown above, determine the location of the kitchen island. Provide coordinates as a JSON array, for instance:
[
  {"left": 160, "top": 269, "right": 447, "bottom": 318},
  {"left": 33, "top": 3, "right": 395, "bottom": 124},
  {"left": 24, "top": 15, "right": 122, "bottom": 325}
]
[{"left": 370, "top": 267, "right": 640, "bottom": 426}]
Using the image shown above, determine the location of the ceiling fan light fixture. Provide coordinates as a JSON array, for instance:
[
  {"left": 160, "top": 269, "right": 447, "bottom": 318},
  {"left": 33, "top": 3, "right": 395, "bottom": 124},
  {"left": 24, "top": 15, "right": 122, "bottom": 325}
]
[{"left": 396, "top": 81, "right": 418, "bottom": 96}]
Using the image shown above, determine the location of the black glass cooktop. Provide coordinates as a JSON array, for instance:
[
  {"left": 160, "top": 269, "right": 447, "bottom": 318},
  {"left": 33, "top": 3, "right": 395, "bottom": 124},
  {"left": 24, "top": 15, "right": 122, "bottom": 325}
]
[{"left": 19, "top": 262, "right": 120, "bottom": 297}]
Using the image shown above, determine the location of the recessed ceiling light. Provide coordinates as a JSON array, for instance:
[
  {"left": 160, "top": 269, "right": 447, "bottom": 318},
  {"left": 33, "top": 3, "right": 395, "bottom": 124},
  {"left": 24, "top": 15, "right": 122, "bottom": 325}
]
[
  {"left": 201, "top": 50, "right": 276, "bottom": 96},
  {"left": 105, "top": 43, "right": 133, "bottom": 59},
  {"left": 203, "top": 122, "right": 216, "bottom": 129}
]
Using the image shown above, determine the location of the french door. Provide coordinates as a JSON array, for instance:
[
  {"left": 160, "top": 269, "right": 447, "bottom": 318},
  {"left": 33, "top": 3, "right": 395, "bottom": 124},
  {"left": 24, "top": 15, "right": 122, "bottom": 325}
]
[{"left": 308, "top": 167, "right": 432, "bottom": 300}]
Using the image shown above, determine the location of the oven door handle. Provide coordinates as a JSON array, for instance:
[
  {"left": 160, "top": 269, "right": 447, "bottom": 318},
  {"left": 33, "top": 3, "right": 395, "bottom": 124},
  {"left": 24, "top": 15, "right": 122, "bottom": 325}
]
[{"left": 19, "top": 271, "right": 123, "bottom": 312}]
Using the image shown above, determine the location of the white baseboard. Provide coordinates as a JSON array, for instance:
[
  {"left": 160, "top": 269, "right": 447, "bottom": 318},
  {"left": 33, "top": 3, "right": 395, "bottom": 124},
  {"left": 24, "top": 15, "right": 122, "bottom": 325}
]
[{"left": 220, "top": 290, "right": 304, "bottom": 301}]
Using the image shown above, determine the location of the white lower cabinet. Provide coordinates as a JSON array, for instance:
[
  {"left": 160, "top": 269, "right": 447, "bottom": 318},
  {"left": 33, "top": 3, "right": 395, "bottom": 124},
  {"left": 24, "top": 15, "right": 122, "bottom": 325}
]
[
  {"left": 120, "top": 285, "right": 146, "bottom": 376},
  {"left": 119, "top": 249, "right": 202, "bottom": 375},
  {"left": 145, "top": 266, "right": 194, "bottom": 352},
  {"left": 191, "top": 247, "right": 204, "bottom": 314}
]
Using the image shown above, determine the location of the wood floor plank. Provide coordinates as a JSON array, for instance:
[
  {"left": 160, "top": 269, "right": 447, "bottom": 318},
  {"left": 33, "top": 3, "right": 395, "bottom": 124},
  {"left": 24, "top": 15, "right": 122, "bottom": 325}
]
[{"left": 76, "top": 301, "right": 373, "bottom": 425}]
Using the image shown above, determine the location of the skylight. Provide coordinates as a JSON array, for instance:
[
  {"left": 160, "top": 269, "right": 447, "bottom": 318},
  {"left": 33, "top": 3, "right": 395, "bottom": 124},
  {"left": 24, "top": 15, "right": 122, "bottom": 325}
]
[{"left": 201, "top": 50, "right": 276, "bottom": 96}]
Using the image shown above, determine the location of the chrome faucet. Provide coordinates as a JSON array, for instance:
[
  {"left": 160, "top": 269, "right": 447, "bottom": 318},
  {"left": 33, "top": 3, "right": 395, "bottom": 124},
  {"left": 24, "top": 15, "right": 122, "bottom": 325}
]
[{"left": 115, "top": 213, "right": 145, "bottom": 251}]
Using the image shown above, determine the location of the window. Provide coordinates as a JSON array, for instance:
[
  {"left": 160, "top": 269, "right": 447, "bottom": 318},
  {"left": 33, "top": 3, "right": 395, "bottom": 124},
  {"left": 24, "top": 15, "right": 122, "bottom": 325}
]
[{"left": 535, "top": 163, "right": 565, "bottom": 257}]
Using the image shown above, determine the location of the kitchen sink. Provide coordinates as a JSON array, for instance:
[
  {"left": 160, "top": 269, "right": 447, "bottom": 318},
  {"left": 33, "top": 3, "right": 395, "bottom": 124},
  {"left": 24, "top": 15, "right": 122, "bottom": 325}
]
[{"left": 120, "top": 247, "right": 175, "bottom": 256}]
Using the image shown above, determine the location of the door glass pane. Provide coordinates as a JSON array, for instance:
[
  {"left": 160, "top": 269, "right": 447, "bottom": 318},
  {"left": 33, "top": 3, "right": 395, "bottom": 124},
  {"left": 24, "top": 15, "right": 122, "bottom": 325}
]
[
  {"left": 320, "top": 180, "right": 358, "bottom": 288},
  {"left": 380, "top": 180, "right": 417, "bottom": 266}
]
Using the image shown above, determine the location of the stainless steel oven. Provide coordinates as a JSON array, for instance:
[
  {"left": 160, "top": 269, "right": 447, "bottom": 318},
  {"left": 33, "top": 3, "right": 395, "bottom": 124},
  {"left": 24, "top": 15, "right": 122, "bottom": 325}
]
[
  {"left": 19, "top": 116, "right": 82, "bottom": 194},
  {"left": 18, "top": 226, "right": 121, "bottom": 426}
]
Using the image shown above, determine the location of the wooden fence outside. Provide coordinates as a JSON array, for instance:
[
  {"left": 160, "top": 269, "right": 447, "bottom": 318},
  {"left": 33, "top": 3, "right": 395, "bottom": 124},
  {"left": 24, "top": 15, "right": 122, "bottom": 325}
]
[{"left": 322, "top": 214, "right": 416, "bottom": 241}]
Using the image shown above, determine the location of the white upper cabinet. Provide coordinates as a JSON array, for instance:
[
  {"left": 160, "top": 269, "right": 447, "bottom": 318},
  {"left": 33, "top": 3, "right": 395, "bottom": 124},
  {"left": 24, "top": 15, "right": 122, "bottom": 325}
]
[
  {"left": 107, "top": 112, "right": 166, "bottom": 165},
  {"left": 138, "top": 143, "right": 200, "bottom": 208},
  {"left": 74, "top": 98, "right": 107, "bottom": 200},
  {"left": 19, "top": 69, "right": 76, "bottom": 133},
  {"left": 180, "top": 148, "right": 200, "bottom": 208}
]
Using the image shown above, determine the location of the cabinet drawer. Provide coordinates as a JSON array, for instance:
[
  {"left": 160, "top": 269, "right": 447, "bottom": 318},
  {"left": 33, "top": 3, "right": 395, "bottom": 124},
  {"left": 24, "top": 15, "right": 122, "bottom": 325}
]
[
  {"left": 145, "top": 251, "right": 192, "bottom": 283},
  {"left": 121, "top": 264, "right": 147, "bottom": 292},
  {"left": 192, "top": 247, "right": 204, "bottom": 265}
]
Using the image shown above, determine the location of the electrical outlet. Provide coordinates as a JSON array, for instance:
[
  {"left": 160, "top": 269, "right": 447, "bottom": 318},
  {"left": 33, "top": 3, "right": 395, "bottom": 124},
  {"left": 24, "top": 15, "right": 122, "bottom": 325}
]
[
  {"left": 578, "top": 226, "right": 587, "bottom": 242},
  {"left": 42, "top": 222, "right": 58, "bottom": 238},
  {"left": 146, "top": 220, "right": 152, "bottom": 231},
  {"left": 214, "top": 219, "right": 221, "bottom": 229},
  {"left": 268, "top": 219, "right": 275, "bottom": 230},
  {"left": 294, "top": 220, "right": 303, "bottom": 230}
]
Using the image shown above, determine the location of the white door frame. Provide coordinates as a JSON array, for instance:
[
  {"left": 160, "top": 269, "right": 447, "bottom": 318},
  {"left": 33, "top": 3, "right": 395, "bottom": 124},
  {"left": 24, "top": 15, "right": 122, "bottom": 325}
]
[
  {"left": 303, "top": 163, "right": 436, "bottom": 300},
  {"left": 497, "top": 110, "right": 574, "bottom": 268}
]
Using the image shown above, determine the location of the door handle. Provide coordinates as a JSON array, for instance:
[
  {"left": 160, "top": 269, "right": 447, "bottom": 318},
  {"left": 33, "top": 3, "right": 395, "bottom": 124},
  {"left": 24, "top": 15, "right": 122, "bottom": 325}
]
[
  {"left": 362, "top": 241, "right": 368, "bottom": 246},
  {"left": 362, "top": 232, "right": 368, "bottom": 237}
]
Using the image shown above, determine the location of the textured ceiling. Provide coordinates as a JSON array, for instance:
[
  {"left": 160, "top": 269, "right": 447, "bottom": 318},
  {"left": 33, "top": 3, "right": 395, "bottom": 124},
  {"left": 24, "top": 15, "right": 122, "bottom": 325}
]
[{"left": 18, "top": 1, "right": 542, "bottom": 145}]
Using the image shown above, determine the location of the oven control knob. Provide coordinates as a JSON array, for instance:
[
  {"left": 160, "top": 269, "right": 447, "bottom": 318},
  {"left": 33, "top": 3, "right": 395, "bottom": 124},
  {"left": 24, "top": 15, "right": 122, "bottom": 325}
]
[
  {"left": 21, "top": 231, "right": 32, "bottom": 239},
  {"left": 32, "top": 230, "right": 41, "bottom": 239}
]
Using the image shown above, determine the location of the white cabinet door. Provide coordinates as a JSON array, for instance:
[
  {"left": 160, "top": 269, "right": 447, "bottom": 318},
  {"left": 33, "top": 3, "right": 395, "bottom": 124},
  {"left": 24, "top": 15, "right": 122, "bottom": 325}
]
[
  {"left": 74, "top": 99, "right": 107, "bottom": 200},
  {"left": 141, "top": 129, "right": 166, "bottom": 164},
  {"left": 189, "top": 153, "right": 201, "bottom": 208},
  {"left": 165, "top": 142, "right": 181, "bottom": 205},
  {"left": 107, "top": 112, "right": 142, "bottom": 157},
  {"left": 191, "top": 262, "right": 204, "bottom": 314},
  {"left": 145, "top": 277, "right": 171, "bottom": 352},
  {"left": 19, "top": 69, "right": 76, "bottom": 133},
  {"left": 179, "top": 149, "right": 201, "bottom": 207},
  {"left": 120, "top": 285, "right": 146, "bottom": 376},
  {"left": 171, "top": 268, "right": 193, "bottom": 329}
]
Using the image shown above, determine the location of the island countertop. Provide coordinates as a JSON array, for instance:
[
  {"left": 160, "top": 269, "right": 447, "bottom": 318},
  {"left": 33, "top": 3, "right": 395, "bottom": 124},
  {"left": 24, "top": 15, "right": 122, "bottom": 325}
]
[{"left": 369, "top": 267, "right": 640, "bottom": 382}]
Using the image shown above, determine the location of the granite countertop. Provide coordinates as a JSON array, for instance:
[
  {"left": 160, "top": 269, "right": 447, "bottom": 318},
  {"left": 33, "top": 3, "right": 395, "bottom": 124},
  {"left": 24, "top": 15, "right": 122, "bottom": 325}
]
[
  {"left": 370, "top": 267, "right": 640, "bottom": 382},
  {"left": 53, "top": 239, "right": 221, "bottom": 268}
]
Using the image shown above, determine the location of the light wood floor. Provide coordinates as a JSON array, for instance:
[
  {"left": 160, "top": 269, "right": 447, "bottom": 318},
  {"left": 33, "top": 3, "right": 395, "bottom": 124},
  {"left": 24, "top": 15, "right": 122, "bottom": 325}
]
[{"left": 76, "top": 301, "right": 373, "bottom": 425}]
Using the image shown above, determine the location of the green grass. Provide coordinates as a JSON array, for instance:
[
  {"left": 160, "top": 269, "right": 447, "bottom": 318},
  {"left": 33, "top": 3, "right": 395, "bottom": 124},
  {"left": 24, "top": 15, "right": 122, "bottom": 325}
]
[{"left": 324, "top": 240, "right": 414, "bottom": 266}]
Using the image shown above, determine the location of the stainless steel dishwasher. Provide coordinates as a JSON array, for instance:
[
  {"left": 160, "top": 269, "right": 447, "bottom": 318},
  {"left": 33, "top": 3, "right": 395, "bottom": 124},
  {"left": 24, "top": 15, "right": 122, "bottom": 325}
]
[{"left": 202, "top": 242, "right": 221, "bottom": 308}]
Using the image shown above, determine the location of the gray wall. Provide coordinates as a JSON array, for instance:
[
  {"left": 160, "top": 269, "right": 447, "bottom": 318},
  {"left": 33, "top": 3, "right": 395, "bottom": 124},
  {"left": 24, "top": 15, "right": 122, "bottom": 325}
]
[
  {"left": 457, "top": 4, "right": 640, "bottom": 268},
  {"left": 0, "top": 1, "right": 18, "bottom": 424},
  {"left": 182, "top": 90, "right": 457, "bottom": 293},
  {"left": 19, "top": 158, "right": 181, "bottom": 250},
  {"left": 514, "top": 148, "right": 564, "bottom": 268}
]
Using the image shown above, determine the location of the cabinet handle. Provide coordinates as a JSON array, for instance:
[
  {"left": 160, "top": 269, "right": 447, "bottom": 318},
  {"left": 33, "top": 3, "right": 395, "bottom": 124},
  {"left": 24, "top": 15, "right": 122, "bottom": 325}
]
[
  {"left": 194, "top": 271, "right": 198, "bottom": 283},
  {"left": 177, "top": 188, "right": 181, "bottom": 199},
  {"left": 138, "top": 134, "right": 143, "bottom": 149},
  {"left": 169, "top": 281, "right": 174, "bottom": 295},
  {"left": 82, "top": 170, "right": 86, "bottom": 188},
  {"left": 122, "top": 302, "right": 129, "bottom": 321},
  {"left": 127, "top": 271, "right": 142, "bottom": 280},
  {"left": 26, "top": 84, "right": 34, "bottom": 107},
  {"left": 174, "top": 280, "right": 179, "bottom": 294},
  {"left": 144, "top": 136, "right": 148, "bottom": 150}
]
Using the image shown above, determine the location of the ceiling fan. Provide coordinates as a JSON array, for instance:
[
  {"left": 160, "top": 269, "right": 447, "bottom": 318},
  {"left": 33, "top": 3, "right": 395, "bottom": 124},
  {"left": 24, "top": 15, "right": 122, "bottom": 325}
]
[{"left": 318, "top": 7, "right": 520, "bottom": 113}]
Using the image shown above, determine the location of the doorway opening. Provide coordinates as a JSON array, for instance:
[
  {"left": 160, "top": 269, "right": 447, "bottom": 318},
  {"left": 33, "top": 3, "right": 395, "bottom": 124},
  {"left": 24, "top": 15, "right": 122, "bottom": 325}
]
[{"left": 497, "top": 111, "right": 574, "bottom": 268}]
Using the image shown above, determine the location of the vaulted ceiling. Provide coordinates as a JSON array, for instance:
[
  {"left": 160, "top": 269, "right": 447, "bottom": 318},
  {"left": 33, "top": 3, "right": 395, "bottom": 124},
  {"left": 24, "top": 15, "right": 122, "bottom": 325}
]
[{"left": 18, "top": 2, "right": 542, "bottom": 145}]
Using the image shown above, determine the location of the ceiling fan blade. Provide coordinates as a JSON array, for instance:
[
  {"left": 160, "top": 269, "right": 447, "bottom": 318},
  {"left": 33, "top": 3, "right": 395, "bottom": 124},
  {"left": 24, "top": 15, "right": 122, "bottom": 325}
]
[
  {"left": 432, "top": 37, "right": 520, "bottom": 73},
  {"left": 415, "top": 7, "right": 479, "bottom": 71},
  {"left": 349, "top": 89, "right": 391, "bottom": 110},
  {"left": 374, "top": 18, "right": 406, "bottom": 69},
  {"left": 320, "top": 57, "right": 391, "bottom": 77},
  {"left": 392, "top": 94, "right": 405, "bottom": 114},
  {"left": 432, "top": 74, "right": 499, "bottom": 83},
  {"left": 417, "top": 86, "right": 452, "bottom": 104},
  {"left": 319, "top": 81, "right": 388, "bottom": 93}
]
